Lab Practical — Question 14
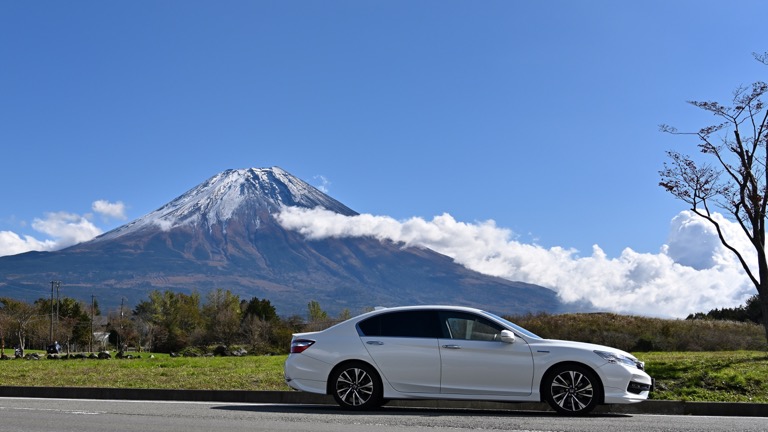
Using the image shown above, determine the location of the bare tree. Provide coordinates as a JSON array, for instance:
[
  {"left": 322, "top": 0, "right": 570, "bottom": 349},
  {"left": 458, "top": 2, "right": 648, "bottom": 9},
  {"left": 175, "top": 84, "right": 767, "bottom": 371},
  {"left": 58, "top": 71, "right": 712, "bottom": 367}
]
[
  {"left": 0, "top": 309, "right": 10, "bottom": 357},
  {"left": 660, "top": 52, "right": 768, "bottom": 341},
  {"left": 0, "top": 298, "right": 38, "bottom": 351},
  {"left": 240, "top": 315, "right": 272, "bottom": 353}
]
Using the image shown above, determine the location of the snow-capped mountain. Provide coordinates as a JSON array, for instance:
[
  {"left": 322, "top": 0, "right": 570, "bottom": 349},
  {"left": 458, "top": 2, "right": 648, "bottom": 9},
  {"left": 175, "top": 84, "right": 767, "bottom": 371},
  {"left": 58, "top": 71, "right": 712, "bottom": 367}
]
[
  {"left": 0, "top": 167, "right": 564, "bottom": 316},
  {"left": 94, "top": 167, "right": 356, "bottom": 242}
]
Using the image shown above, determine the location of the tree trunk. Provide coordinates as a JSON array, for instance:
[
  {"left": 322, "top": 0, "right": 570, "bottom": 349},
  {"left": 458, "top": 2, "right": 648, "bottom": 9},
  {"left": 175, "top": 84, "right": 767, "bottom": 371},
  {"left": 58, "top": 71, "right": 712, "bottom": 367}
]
[
  {"left": 16, "top": 330, "right": 24, "bottom": 351},
  {"left": 759, "top": 251, "right": 768, "bottom": 343},
  {"left": 760, "top": 291, "right": 768, "bottom": 344}
]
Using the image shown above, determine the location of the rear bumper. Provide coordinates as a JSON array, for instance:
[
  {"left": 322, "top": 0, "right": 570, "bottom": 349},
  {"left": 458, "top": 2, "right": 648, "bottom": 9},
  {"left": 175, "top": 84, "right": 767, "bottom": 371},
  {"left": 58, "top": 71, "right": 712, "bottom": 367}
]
[
  {"left": 284, "top": 354, "right": 332, "bottom": 395},
  {"left": 285, "top": 376, "right": 327, "bottom": 394}
]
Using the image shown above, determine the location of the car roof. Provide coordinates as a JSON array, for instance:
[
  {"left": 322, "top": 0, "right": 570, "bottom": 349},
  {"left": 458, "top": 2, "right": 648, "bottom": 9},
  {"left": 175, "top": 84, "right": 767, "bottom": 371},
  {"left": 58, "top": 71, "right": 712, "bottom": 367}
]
[
  {"left": 358, "top": 305, "right": 489, "bottom": 318},
  {"left": 376, "top": 305, "right": 483, "bottom": 311}
]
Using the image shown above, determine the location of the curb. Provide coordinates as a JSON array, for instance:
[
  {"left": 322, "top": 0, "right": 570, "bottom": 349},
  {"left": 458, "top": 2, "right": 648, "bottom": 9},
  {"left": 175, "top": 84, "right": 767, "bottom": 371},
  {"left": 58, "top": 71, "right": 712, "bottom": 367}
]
[{"left": 0, "top": 387, "right": 766, "bottom": 417}]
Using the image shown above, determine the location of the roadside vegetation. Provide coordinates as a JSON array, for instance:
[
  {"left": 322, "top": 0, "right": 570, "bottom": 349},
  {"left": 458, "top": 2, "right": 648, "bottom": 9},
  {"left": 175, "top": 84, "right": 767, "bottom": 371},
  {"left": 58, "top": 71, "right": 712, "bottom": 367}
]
[
  {"left": 3, "top": 293, "right": 768, "bottom": 403},
  {"left": 0, "top": 311, "right": 766, "bottom": 403},
  {"left": 0, "top": 350, "right": 767, "bottom": 403},
  {"left": 0, "top": 291, "right": 349, "bottom": 356},
  {"left": 0, "top": 353, "right": 288, "bottom": 391},
  {"left": 3, "top": 289, "right": 765, "bottom": 358},
  {"left": 507, "top": 312, "right": 767, "bottom": 352},
  {"left": 639, "top": 351, "right": 768, "bottom": 402}
]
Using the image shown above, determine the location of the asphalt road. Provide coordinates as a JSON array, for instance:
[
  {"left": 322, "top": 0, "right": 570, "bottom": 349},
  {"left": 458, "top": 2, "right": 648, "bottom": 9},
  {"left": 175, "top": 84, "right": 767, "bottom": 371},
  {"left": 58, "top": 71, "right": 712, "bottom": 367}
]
[{"left": 1, "top": 397, "right": 766, "bottom": 432}]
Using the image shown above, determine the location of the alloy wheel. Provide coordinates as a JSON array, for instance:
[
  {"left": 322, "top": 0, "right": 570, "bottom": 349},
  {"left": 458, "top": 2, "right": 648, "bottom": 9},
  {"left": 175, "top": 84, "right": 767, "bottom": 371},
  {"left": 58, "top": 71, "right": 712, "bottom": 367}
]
[
  {"left": 549, "top": 369, "right": 595, "bottom": 414},
  {"left": 335, "top": 367, "right": 375, "bottom": 407}
]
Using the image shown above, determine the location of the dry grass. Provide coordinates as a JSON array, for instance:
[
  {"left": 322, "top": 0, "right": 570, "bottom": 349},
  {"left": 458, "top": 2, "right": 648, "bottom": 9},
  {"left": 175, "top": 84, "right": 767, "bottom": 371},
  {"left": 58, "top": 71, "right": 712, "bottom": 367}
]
[{"left": 508, "top": 312, "right": 767, "bottom": 352}]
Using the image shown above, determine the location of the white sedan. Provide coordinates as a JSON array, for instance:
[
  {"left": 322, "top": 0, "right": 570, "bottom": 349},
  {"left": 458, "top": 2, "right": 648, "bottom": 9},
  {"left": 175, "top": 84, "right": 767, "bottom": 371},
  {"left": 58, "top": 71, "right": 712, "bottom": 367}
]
[{"left": 284, "top": 305, "right": 652, "bottom": 415}]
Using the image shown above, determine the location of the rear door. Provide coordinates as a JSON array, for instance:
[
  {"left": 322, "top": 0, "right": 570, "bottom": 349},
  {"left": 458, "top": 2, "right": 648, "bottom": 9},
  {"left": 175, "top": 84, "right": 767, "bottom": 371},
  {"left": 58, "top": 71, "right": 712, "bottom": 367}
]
[{"left": 359, "top": 310, "right": 441, "bottom": 394}]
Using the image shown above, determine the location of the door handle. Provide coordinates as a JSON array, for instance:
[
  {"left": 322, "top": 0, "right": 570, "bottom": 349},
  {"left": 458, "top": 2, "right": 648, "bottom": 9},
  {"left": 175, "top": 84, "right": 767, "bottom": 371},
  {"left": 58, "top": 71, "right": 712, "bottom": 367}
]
[
  {"left": 366, "top": 341, "right": 384, "bottom": 345},
  {"left": 442, "top": 344, "right": 461, "bottom": 349}
]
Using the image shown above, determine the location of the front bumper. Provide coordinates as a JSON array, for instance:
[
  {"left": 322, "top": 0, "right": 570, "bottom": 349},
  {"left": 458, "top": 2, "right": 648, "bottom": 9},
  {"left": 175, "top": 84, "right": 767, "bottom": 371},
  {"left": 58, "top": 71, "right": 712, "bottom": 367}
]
[{"left": 599, "top": 363, "right": 653, "bottom": 404}]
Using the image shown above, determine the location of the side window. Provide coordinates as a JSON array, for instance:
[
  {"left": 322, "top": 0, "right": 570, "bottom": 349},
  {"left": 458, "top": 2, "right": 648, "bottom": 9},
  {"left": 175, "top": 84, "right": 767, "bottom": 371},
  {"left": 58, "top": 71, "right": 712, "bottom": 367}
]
[
  {"left": 440, "top": 312, "right": 503, "bottom": 341},
  {"left": 357, "top": 310, "right": 440, "bottom": 338}
]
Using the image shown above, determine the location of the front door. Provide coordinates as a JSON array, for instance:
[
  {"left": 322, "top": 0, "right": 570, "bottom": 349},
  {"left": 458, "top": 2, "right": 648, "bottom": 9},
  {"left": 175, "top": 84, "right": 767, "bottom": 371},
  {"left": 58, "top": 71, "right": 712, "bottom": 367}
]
[{"left": 438, "top": 311, "right": 534, "bottom": 396}]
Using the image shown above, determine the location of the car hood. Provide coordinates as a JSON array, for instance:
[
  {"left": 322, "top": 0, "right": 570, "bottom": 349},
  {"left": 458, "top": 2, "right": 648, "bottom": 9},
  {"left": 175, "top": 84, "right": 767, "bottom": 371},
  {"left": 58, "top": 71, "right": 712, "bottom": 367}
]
[{"left": 533, "top": 338, "right": 638, "bottom": 360}]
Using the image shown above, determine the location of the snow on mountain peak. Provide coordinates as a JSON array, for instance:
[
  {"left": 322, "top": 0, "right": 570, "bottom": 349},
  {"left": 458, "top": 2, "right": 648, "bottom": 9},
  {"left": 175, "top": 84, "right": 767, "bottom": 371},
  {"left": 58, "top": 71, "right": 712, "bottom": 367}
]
[{"left": 92, "top": 167, "right": 356, "bottom": 242}]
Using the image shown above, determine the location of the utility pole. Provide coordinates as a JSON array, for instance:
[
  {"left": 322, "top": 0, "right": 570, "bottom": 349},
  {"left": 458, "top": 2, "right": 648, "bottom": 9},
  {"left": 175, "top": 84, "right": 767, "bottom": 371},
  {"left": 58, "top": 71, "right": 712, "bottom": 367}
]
[
  {"left": 49, "top": 281, "right": 61, "bottom": 345},
  {"left": 118, "top": 297, "right": 124, "bottom": 352},
  {"left": 48, "top": 281, "right": 61, "bottom": 343},
  {"left": 49, "top": 282, "right": 53, "bottom": 343},
  {"left": 56, "top": 282, "right": 60, "bottom": 339},
  {"left": 90, "top": 295, "right": 95, "bottom": 353}
]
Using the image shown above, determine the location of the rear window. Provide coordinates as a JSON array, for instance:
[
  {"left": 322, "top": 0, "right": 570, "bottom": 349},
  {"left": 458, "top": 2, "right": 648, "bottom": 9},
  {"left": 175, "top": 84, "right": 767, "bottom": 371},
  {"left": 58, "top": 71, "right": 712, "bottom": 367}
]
[{"left": 358, "top": 310, "right": 440, "bottom": 338}]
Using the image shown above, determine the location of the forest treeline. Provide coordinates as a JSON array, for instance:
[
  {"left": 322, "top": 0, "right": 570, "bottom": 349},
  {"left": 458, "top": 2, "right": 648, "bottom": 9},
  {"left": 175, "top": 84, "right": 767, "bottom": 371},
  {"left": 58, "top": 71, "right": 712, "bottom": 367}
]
[
  {"left": 2, "top": 289, "right": 765, "bottom": 355},
  {"left": 0, "top": 289, "right": 350, "bottom": 355},
  {"left": 685, "top": 294, "right": 763, "bottom": 324}
]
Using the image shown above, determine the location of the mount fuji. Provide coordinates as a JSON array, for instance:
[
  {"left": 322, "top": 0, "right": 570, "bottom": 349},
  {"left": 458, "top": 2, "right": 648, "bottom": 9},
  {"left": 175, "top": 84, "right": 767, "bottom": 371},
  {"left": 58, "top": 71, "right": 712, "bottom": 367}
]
[{"left": 0, "top": 167, "right": 564, "bottom": 316}]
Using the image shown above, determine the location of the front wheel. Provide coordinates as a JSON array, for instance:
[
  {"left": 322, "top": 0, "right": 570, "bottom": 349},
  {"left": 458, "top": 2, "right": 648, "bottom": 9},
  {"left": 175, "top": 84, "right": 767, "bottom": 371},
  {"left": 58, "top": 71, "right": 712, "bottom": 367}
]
[
  {"left": 543, "top": 364, "right": 601, "bottom": 415},
  {"left": 330, "top": 362, "right": 383, "bottom": 410}
]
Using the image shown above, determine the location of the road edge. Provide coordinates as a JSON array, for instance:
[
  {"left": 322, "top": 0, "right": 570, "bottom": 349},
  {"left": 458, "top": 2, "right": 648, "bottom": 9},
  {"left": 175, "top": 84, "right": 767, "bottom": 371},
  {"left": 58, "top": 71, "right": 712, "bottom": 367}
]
[{"left": 0, "top": 387, "right": 765, "bottom": 416}]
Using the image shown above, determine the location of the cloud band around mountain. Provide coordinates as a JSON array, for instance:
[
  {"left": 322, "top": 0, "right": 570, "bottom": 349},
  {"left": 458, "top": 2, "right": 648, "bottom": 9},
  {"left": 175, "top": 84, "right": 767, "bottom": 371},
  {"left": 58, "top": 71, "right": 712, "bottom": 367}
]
[{"left": 276, "top": 207, "right": 756, "bottom": 318}]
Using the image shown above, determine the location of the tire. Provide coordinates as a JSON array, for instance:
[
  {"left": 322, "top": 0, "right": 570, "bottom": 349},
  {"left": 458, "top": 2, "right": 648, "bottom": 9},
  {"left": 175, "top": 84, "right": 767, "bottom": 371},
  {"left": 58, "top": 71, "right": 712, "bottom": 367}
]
[
  {"left": 330, "top": 362, "right": 383, "bottom": 410},
  {"left": 543, "top": 364, "right": 601, "bottom": 415}
]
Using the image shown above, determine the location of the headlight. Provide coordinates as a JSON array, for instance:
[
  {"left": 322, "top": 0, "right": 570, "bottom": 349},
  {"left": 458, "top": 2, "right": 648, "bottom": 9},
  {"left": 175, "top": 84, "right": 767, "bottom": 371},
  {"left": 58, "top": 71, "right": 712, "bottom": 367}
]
[{"left": 594, "top": 350, "right": 642, "bottom": 369}]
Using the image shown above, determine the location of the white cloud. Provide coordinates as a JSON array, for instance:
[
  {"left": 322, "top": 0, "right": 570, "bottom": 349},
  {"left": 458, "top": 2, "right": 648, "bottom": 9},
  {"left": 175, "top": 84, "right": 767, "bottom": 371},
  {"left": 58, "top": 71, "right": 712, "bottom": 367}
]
[
  {"left": 92, "top": 200, "right": 127, "bottom": 220},
  {"left": 31, "top": 211, "right": 102, "bottom": 246},
  {"left": 0, "top": 211, "right": 103, "bottom": 257},
  {"left": 0, "top": 231, "right": 57, "bottom": 256},
  {"left": 313, "top": 175, "right": 330, "bottom": 193},
  {"left": 152, "top": 218, "right": 174, "bottom": 232},
  {"left": 664, "top": 210, "right": 756, "bottom": 271},
  {"left": 0, "top": 199, "right": 130, "bottom": 257},
  {"left": 276, "top": 207, "right": 757, "bottom": 318}
]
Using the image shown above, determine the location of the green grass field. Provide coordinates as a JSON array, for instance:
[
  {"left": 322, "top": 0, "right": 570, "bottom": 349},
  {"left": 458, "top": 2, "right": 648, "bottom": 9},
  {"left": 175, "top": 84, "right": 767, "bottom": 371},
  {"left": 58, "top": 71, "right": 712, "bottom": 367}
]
[
  {"left": 638, "top": 351, "right": 768, "bottom": 402},
  {"left": 0, "top": 351, "right": 766, "bottom": 402},
  {"left": 0, "top": 354, "right": 289, "bottom": 391}
]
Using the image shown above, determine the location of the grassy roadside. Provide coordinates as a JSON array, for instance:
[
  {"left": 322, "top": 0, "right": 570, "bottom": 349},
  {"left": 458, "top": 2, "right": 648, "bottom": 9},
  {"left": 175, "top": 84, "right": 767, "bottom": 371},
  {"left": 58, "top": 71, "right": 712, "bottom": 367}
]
[
  {"left": 638, "top": 351, "right": 768, "bottom": 402},
  {"left": 0, "top": 351, "right": 766, "bottom": 402},
  {"left": 0, "top": 354, "right": 289, "bottom": 391}
]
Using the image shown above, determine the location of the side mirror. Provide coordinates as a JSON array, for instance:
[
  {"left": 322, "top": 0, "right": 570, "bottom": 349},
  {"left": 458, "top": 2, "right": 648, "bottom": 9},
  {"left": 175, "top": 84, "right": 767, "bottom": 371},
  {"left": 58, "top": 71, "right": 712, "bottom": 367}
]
[{"left": 500, "top": 329, "right": 516, "bottom": 344}]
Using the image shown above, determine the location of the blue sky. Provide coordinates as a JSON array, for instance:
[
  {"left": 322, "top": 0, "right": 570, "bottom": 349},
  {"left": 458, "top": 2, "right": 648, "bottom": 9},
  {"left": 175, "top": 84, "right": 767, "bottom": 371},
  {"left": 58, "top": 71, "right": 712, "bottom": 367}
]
[{"left": 2, "top": 1, "right": 767, "bottom": 316}]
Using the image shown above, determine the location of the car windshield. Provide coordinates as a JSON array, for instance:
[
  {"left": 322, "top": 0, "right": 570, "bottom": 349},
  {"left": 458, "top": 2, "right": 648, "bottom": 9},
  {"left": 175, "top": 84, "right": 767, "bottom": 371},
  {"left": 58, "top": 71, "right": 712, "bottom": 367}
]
[{"left": 483, "top": 311, "right": 542, "bottom": 339}]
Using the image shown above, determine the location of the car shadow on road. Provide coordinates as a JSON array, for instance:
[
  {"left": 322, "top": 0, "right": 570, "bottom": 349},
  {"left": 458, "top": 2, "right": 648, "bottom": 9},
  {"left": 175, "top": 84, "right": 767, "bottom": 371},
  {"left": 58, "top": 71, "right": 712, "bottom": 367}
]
[{"left": 212, "top": 404, "right": 631, "bottom": 418}]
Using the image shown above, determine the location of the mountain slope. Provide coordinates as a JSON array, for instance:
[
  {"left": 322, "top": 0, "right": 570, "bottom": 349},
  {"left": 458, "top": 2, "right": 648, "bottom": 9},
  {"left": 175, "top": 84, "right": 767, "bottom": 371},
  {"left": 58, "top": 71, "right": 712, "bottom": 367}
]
[{"left": 0, "top": 167, "right": 564, "bottom": 316}]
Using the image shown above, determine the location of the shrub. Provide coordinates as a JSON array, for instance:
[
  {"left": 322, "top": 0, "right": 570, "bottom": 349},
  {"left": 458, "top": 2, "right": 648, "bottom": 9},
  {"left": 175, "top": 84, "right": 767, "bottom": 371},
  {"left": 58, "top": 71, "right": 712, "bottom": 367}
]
[{"left": 179, "top": 346, "right": 205, "bottom": 357}]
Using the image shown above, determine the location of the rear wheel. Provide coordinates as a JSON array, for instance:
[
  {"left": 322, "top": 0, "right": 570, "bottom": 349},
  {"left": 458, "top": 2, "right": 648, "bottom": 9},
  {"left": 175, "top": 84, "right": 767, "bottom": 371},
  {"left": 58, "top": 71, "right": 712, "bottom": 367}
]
[
  {"left": 330, "top": 362, "right": 383, "bottom": 410},
  {"left": 543, "top": 364, "right": 601, "bottom": 415}
]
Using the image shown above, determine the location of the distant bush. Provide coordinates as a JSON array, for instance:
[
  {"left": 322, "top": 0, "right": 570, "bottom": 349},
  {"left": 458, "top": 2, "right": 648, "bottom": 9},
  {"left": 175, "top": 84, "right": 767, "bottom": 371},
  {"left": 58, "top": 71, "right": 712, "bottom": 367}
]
[
  {"left": 178, "top": 346, "right": 205, "bottom": 357},
  {"left": 507, "top": 312, "right": 768, "bottom": 352},
  {"left": 687, "top": 294, "right": 763, "bottom": 324}
]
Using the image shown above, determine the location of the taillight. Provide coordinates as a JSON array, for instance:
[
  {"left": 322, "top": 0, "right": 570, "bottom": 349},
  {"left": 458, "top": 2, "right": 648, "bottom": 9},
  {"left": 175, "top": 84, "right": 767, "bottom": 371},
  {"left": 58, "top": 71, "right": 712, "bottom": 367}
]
[{"left": 290, "top": 339, "right": 315, "bottom": 353}]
